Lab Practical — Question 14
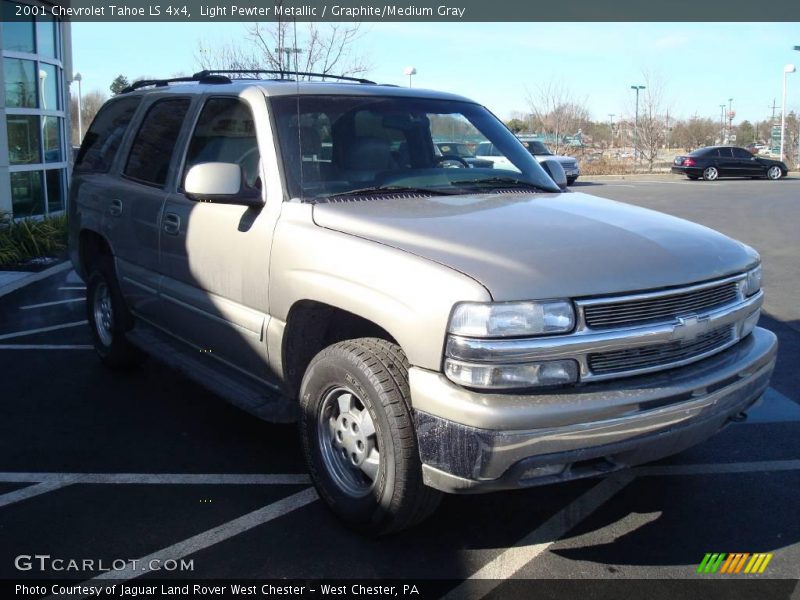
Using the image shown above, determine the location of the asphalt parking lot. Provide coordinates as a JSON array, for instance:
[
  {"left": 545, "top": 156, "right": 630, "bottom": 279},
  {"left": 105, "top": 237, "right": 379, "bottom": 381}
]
[{"left": 1, "top": 176, "right": 799, "bottom": 599}]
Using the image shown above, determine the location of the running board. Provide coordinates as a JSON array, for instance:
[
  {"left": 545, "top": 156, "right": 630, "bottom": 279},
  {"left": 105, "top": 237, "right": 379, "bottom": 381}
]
[{"left": 127, "top": 323, "right": 298, "bottom": 423}]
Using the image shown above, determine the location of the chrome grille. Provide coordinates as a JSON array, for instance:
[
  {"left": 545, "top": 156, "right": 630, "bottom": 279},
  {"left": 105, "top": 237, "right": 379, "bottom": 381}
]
[
  {"left": 587, "top": 325, "right": 735, "bottom": 375},
  {"left": 583, "top": 280, "right": 740, "bottom": 329}
]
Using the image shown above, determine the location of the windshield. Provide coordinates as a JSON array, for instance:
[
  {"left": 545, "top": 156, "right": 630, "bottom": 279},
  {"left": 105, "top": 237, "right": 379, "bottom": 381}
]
[
  {"left": 271, "top": 95, "right": 560, "bottom": 200},
  {"left": 520, "top": 140, "right": 551, "bottom": 155}
]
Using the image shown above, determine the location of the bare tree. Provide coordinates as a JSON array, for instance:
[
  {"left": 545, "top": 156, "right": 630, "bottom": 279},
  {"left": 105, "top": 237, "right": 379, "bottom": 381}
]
[
  {"left": 525, "top": 81, "right": 589, "bottom": 154},
  {"left": 196, "top": 22, "right": 369, "bottom": 79},
  {"left": 70, "top": 90, "right": 107, "bottom": 145},
  {"left": 629, "top": 72, "right": 670, "bottom": 172}
]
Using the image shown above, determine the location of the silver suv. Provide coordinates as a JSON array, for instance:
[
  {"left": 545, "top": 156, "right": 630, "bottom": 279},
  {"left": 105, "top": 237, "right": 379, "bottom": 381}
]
[{"left": 69, "top": 71, "right": 777, "bottom": 535}]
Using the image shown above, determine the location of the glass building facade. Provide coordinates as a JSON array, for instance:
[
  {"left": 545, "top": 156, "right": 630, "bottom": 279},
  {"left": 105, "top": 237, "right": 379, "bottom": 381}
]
[{"left": 1, "top": 1, "right": 71, "bottom": 218}]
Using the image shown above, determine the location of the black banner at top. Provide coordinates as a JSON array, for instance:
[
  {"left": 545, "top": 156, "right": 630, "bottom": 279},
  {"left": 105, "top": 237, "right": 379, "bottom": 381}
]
[{"left": 6, "top": 0, "right": 800, "bottom": 22}]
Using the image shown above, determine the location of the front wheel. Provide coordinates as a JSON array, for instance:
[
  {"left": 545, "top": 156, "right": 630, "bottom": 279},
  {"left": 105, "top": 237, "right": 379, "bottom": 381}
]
[
  {"left": 299, "top": 338, "right": 441, "bottom": 535},
  {"left": 567, "top": 177, "right": 577, "bottom": 185},
  {"left": 767, "top": 165, "right": 783, "bottom": 180},
  {"left": 87, "top": 264, "right": 145, "bottom": 368},
  {"left": 702, "top": 166, "right": 719, "bottom": 181}
]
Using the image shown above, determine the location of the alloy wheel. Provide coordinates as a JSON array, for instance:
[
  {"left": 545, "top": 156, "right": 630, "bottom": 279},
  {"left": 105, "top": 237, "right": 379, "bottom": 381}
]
[{"left": 93, "top": 281, "right": 114, "bottom": 347}]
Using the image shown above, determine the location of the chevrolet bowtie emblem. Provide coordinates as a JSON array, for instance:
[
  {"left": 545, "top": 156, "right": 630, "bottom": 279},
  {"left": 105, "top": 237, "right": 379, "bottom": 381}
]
[{"left": 672, "top": 315, "right": 711, "bottom": 342}]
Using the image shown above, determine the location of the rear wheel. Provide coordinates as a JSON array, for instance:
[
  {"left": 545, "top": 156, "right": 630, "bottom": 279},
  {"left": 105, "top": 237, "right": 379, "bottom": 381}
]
[
  {"left": 767, "top": 165, "right": 783, "bottom": 180},
  {"left": 566, "top": 177, "right": 577, "bottom": 185},
  {"left": 86, "top": 260, "right": 145, "bottom": 368},
  {"left": 702, "top": 166, "right": 719, "bottom": 181},
  {"left": 299, "top": 338, "right": 441, "bottom": 535}
]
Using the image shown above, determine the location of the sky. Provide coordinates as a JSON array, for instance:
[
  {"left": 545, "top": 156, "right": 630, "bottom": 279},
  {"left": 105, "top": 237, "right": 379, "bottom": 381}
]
[{"left": 72, "top": 21, "right": 800, "bottom": 124}]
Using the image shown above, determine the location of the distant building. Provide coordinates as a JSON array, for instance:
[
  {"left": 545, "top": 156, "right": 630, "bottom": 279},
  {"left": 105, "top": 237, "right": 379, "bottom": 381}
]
[{"left": 1, "top": 0, "right": 72, "bottom": 219}]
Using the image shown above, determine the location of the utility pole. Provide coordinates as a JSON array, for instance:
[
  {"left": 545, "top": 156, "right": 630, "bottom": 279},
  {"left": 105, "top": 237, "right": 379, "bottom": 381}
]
[
  {"left": 770, "top": 99, "right": 777, "bottom": 123},
  {"left": 728, "top": 98, "right": 733, "bottom": 141}
]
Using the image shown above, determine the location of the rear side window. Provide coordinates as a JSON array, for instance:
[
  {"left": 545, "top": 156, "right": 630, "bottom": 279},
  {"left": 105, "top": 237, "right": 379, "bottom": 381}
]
[
  {"left": 732, "top": 147, "right": 752, "bottom": 159},
  {"left": 124, "top": 98, "right": 191, "bottom": 186},
  {"left": 74, "top": 97, "right": 141, "bottom": 173},
  {"left": 717, "top": 147, "right": 733, "bottom": 158}
]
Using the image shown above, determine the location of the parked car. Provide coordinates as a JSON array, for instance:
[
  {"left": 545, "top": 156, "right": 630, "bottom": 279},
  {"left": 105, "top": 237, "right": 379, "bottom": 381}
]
[
  {"left": 672, "top": 146, "right": 788, "bottom": 181},
  {"left": 475, "top": 140, "right": 581, "bottom": 185},
  {"left": 517, "top": 136, "right": 581, "bottom": 185},
  {"left": 435, "top": 142, "right": 494, "bottom": 168},
  {"left": 70, "top": 71, "right": 776, "bottom": 535}
]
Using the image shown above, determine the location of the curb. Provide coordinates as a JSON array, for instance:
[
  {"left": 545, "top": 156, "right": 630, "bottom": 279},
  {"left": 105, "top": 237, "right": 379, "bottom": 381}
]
[{"left": 0, "top": 261, "right": 72, "bottom": 299}]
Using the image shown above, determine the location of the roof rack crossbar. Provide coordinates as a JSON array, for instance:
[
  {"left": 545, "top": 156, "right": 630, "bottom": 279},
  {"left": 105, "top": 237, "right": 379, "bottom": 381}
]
[
  {"left": 192, "top": 69, "right": 376, "bottom": 85},
  {"left": 120, "top": 73, "right": 232, "bottom": 94}
]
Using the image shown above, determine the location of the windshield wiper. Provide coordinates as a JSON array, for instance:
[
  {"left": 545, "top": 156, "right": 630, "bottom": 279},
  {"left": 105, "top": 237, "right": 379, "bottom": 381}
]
[
  {"left": 450, "top": 177, "right": 554, "bottom": 192},
  {"left": 323, "top": 185, "right": 457, "bottom": 199}
]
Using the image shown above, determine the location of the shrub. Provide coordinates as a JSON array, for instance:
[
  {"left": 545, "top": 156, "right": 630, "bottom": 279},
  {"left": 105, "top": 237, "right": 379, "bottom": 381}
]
[{"left": 0, "top": 212, "right": 68, "bottom": 267}]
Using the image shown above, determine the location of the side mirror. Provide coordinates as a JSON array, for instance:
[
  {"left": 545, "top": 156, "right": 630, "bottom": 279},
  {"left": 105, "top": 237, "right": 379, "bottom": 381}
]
[
  {"left": 184, "top": 162, "right": 264, "bottom": 207},
  {"left": 539, "top": 158, "right": 568, "bottom": 190}
]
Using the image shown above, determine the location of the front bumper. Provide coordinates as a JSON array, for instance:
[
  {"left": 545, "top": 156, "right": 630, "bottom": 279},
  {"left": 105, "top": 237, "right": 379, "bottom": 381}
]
[{"left": 412, "top": 327, "right": 777, "bottom": 493}]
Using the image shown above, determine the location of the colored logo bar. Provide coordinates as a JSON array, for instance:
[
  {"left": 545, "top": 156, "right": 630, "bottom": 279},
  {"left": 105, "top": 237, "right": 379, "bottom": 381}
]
[{"left": 697, "top": 553, "right": 773, "bottom": 574}]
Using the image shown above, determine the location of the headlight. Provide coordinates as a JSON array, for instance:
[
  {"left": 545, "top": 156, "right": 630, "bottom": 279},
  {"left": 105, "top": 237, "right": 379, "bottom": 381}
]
[
  {"left": 448, "top": 300, "right": 575, "bottom": 337},
  {"left": 444, "top": 359, "right": 579, "bottom": 389},
  {"left": 744, "top": 265, "right": 762, "bottom": 297}
]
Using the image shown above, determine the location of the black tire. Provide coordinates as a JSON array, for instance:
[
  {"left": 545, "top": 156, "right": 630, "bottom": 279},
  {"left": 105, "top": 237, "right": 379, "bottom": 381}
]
[
  {"left": 86, "top": 258, "right": 146, "bottom": 369},
  {"left": 566, "top": 177, "right": 577, "bottom": 185},
  {"left": 299, "top": 338, "right": 442, "bottom": 535}
]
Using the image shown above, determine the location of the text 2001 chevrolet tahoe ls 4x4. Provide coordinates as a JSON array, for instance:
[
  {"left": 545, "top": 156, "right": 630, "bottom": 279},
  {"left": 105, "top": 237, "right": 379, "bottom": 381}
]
[{"left": 69, "top": 72, "right": 777, "bottom": 534}]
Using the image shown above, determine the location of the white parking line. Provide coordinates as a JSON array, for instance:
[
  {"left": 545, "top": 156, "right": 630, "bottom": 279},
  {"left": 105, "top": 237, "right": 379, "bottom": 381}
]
[
  {"left": 0, "top": 472, "right": 311, "bottom": 485},
  {"left": 0, "top": 480, "right": 77, "bottom": 508},
  {"left": 0, "top": 344, "right": 93, "bottom": 350},
  {"left": 0, "top": 320, "right": 88, "bottom": 340},
  {"left": 47, "top": 487, "right": 320, "bottom": 599},
  {"left": 444, "top": 472, "right": 636, "bottom": 599},
  {"left": 59, "top": 286, "right": 86, "bottom": 291},
  {"left": 20, "top": 298, "right": 84, "bottom": 310}
]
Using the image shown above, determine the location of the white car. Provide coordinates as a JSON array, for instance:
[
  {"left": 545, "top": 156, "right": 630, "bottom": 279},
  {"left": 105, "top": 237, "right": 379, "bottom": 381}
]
[{"left": 475, "top": 139, "right": 581, "bottom": 185}]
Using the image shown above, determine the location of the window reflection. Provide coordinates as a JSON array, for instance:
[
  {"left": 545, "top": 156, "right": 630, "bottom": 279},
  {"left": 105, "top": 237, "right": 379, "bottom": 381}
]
[
  {"left": 1, "top": 2, "right": 35, "bottom": 53},
  {"left": 43, "top": 116, "right": 62, "bottom": 162},
  {"left": 4, "top": 58, "right": 37, "bottom": 108},
  {"left": 6, "top": 115, "right": 41, "bottom": 164},
  {"left": 46, "top": 169, "right": 63, "bottom": 212},
  {"left": 39, "top": 63, "right": 58, "bottom": 109},
  {"left": 11, "top": 171, "right": 45, "bottom": 217},
  {"left": 35, "top": 14, "right": 58, "bottom": 58}
]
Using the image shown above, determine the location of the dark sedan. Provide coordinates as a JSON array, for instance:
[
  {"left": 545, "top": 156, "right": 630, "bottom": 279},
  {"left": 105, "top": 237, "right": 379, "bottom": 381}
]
[{"left": 672, "top": 145, "right": 788, "bottom": 181}]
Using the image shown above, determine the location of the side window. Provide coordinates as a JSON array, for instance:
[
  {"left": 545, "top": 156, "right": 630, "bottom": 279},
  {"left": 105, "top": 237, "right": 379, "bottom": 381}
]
[
  {"left": 705, "top": 149, "right": 721, "bottom": 158},
  {"left": 124, "top": 98, "right": 191, "bottom": 186},
  {"left": 183, "top": 97, "right": 260, "bottom": 188},
  {"left": 74, "top": 97, "right": 141, "bottom": 173},
  {"left": 732, "top": 147, "right": 752, "bottom": 159},
  {"left": 717, "top": 148, "right": 733, "bottom": 158}
]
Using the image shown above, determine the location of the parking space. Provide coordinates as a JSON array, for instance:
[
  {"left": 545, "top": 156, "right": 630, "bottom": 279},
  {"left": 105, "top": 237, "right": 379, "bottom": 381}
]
[{"left": 1, "top": 178, "right": 800, "bottom": 598}]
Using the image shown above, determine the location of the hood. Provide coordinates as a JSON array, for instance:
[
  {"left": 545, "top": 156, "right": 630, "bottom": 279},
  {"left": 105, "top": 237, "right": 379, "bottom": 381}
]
[
  {"left": 535, "top": 155, "right": 576, "bottom": 165},
  {"left": 312, "top": 192, "right": 758, "bottom": 301}
]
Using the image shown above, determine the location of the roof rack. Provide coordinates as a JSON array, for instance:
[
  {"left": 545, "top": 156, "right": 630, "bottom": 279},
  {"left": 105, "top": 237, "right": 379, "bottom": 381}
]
[
  {"left": 120, "top": 73, "right": 231, "bottom": 94},
  {"left": 192, "top": 69, "right": 376, "bottom": 85}
]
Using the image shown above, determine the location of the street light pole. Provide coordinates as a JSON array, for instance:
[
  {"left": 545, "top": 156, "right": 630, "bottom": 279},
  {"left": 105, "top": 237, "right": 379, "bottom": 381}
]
[
  {"left": 403, "top": 66, "right": 417, "bottom": 88},
  {"left": 719, "top": 104, "right": 726, "bottom": 144},
  {"left": 275, "top": 46, "right": 302, "bottom": 72},
  {"left": 74, "top": 72, "right": 83, "bottom": 143},
  {"left": 608, "top": 113, "right": 615, "bottom": 149},
  {"left": 781, "top": 64, "right": 796, "bottom": 161},
  {"left": 630, "top": 85, "right": 644, "bottom": 160},
  {"left": 727, "top": 98, "right": 733, "bottom": 142}
]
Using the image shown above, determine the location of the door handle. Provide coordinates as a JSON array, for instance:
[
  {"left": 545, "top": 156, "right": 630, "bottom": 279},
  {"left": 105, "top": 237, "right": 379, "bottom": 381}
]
[
  {"left": 163, "top": 212, "right": 181, "bottom": 235},
  {"left": 109, "top": 199, "right": 123, "bottom": 217}
]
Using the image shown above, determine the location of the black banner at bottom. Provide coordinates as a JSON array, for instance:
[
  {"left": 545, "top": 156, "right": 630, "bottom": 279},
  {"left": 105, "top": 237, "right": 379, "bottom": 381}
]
[{"left": 4, "top": 579, "right": 799, "bottom": 600}]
